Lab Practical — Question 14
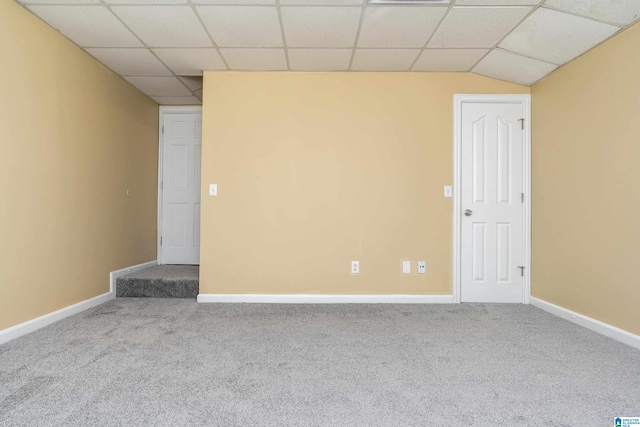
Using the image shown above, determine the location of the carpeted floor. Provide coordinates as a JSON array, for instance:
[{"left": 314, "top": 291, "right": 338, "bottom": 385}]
[
  {"left": 1, "top": 300, "right": 639, "bottom": 426},
  {"left": 116, "top": 265, "right": 199, "bottom": 298}
]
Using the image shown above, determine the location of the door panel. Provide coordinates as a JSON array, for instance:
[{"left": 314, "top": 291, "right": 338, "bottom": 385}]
[
  {"left": 161, "top": 113, "right": 202, "bottom": 265},
  {"left": 461, "top": 102, "right": 524, "bottom": 302}
]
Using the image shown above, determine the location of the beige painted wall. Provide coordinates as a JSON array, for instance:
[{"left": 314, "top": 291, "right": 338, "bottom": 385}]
[
  {"left": 201, "top": 72, "right": 528, "bottom": 295},
  {"left": 0, "top": 0, "right": 159, "bottom": 330},
  {"left": 532, "top": 22, "right": 640, "bottom": 335}
]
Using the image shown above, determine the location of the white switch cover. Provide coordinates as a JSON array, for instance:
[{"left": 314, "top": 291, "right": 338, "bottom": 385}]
[
  {"left": 418, "top": 261, "right": 426, "bottom": 274},
  {"left": 402, "top": 261, "right": 411, "bottom": 274},
  {"left": 444, "top": 186, "right": 453, "bottom": 198},
  {"left": 351, "top": 261, "right": 359, "bottom": 274},
  {"left": 209, "top": 184, "right": 217, "bottom": 196}
]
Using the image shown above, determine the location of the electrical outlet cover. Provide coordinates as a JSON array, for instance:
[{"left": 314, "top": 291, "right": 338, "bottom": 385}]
[{"left": 418, "top": 261, "right": 426, "bottom": 274}]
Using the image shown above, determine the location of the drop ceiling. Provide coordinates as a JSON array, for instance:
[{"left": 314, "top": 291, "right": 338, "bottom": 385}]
[{"left": 19, "top": 0, "right": 640, "bottom": 105}]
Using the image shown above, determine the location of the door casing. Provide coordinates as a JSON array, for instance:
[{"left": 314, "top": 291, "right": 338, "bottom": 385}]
[
  {"left": 452, "top": 94, "right": 531, "bottom": 304},
  {"left": 157, "top": 105, "right": 203, "bottom": 264}
]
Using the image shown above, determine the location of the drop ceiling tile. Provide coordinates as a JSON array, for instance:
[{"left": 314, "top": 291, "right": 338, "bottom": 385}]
[
  {"left": 544, "top": 0, "right": 640, "bottom": 26},
  {"left": 288, "top": 49, "right": 352, "bottom": 71},
  {"left": 412, "top": 48, "right": 489, "bottom": 72},
  {"left": 429, "top": 7, "right": 531, "bottom": 48},
  {"left": 152, "top": 96, "right": 202, "bottom": 105},
  {"left": 499, "top": 7, "right": 620, "bottom": 65},
  {"left": 26, "top": 6, "right": 142, "bottom": 47},
  {"left": 111, "top": 6, "right": 212, "bottom": 47},
  {"left": 281, "top": 7, "right": 361, "bottom": 48},
  {"left": 455, "top": 0, "right": 540, "bottom": 5},
  {"left": 281, "top": 0, "right": 363, "bottom": 4},
  {"left": 220, "top": 48, "right": 287, "bottom": 70},
  {"left": 124, "top": 76, "right": 192, "bottom": 96},
  {"left": 472, "top": 49, "right": 557, "bottom": 86},
  {"left": 196, "top": 6, "right": 282, "bottom": 48},
  {"left": 85, "top": 48, "right": 171, "bottom": 76},
  {"left": 20, "top": 0, "right": 100, "bottom": 3},
  {"left": 358, "top": 7, "right": 447, "bottom": 48},
  {"left": 351, "top": 49, "right": 420, "bottom": 71},
  {"left": 178, "top": 76, "right": 203, "bottom": 91},
  {"left": 153, "top": 48, "right": 227, "bottom": 75},
  {"left": 193, "top": 0, "right": 274, "bottom": 3},
  {"left": 104, "top": 0, "right": 187, "bottom": 4}
]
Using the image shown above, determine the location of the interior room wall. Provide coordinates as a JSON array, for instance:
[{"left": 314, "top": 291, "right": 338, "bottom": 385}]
[
  {"left": 0, "top": 0, "right": 159, "bottom": 330},
  {"left": 200, "top": 72, "right": 528, "bottom": 296},
  {"left": 531, "top": 22, "right": 640, "bottom": 335}
]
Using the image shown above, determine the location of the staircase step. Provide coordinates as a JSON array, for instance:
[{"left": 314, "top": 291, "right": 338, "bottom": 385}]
[{"left": 116, "top": 265, "right": 199, "bottom": 299}]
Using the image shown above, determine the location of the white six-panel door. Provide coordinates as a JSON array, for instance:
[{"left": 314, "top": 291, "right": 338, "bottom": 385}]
[
  {"left": 161, "top": 112, "right": 202, "bottom": 265},
  {"left": 460, "top": 101, "right": 525, "bottom": 303}
]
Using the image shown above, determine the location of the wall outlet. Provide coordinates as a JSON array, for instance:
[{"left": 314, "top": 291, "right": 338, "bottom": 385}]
[
  {"left": 351, "top": 261, "right": 359, "bottom": 274},
  {"left": 209, "top": 184, "right": 217, "bottom": 196},
  {"left": 444, "top": 185, "right": 453, "bottom": 198},
  {"left": 418, "top": 261, "right": 426, "bottom": 274},
  {"left": 402, "top": 260, "right": 411, "bottom": 274}
]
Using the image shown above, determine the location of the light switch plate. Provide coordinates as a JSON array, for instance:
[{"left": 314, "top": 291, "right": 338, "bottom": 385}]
[
  {"left": 209, "top": 184, "right": 217, "bottom": 196},
  {"left": 402, "top": 260, "right": 411, "bottom": 274},
  {"left": 444, "top": 185, "right": 453, "bottom": 198}
]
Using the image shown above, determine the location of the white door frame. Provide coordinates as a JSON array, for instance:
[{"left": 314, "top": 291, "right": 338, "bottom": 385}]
[
  {"left": 157, "top": 105, "right": 203, "bottom": 264},
  {"left": 452, "top": 94, "right": 531, "bottom": 304}
]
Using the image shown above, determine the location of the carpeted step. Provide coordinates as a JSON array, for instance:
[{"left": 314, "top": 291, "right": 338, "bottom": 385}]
[{"left": 116, "top": 265, "right": 199, "bottom": 299}]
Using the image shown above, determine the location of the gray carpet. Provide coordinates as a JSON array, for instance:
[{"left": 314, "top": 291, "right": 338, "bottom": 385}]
[
  {"left": 1, "top": 300, "right": 639, "bottom": 426},
  {"left": 116, "top": 265, "right": 198, "bottom": 298}
]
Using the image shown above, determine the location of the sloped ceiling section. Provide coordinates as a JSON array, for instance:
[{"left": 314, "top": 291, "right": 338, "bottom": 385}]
[{"left": 19, "top": 0, "right": 640, "bottom": 104}]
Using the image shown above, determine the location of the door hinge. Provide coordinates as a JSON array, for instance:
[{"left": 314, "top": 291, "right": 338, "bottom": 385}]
[
  {"left": 160, "top": 181, "right": 163, "bottom": 190},
  {"left": 521, "top": 193, "right": 525, "bottom": 203},
  {"left": 518, "top": 118, "right": 525, "bottom": 130},
  {"left": 160, "top": 236, "right": 163, "bottom": 246},
  {"left": 162, "top": 125, "right": 164, "bottom": 134},
  {"left": 517, "top": 266, "right": 525, "bottom": 277}
]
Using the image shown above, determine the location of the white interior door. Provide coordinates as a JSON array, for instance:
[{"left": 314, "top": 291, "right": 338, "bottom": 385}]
[
  {"left": 161, "top": 112, "right": 202, "bottom": 265},
  {"left": 460, "top": 101, "right": 525, "bottom": 302}
]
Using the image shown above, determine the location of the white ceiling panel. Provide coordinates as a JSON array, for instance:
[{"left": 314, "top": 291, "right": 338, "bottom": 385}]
[
  {"left": 220, "top": 48, "right": 288, "bottom": 70},
  {"left": 178, "top": 76, "right": 203, "bottom": 91},
  {"left": 358, "top": 7, "right": 447, "bottom": 48},
  {"left": 499, "top": 7, "right": 620, "bottom": 65},
  {"left": 472, "top": 49, "right": 557, "bottom": 85},
  {"left": 197, "top": 6, "right": 283, "bottom": 48},
  {"left": 111, "top": 6, "right": 212, "bottom": 47},
  {"left": 429, "top": 7, "right": 531, "bottom": 48},
  {"left": 86, "top": 48, "right": 172, "bottom": 76},
  {"left": 104, "top": 0, "right": 187, "bottom": 4},
  {"left": 288, "top": 49, "right": 352, "bottom": 71},
  {"left": 153, "top": 48, "right": 227, "bottom": 75},
  {"left": 20, "top": 0, "right": 100, "bottom": 4},
  {"left": 412, "top": 48, "right": 489, "bottom": 72},
  {"left": 124, "top": 76, "right": 192, "bottom": 96},
  {"left": 26, "top": 6, "right": 142, "bottom": 47},
  {"left": 455, "top": 0, "right": 540, "bottom": 5},
  {"left": 193, "top": 0, "right": 274, "bottom": 3},
  {"left": 544, "top": 0, "right": 640, "bottom": 27},
  {"left": 281, "top": 0, "right": 363, "bottom": 4},
  {"left": 351, "top": 49, "right": 420, "bottom": 71},
  {"left": 281, "top": 7, "right": 361, "bottom": 48},
  {"left": 152, "top": 96, "right": 201, "bottom": 105}
]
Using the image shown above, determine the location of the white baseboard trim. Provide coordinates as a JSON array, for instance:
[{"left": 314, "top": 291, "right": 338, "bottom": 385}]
[
  {"left": 197, "top": 294, "right": 455, "bottom": 304},
  {"left": 110, "top": 260, "right": 158, "bottom": 294},
  {"left": 0, "top": 292, "right": 114, "bottom": 345},
  {"left": 530, "top": 297, "right": 640, "bottom": 351}
]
